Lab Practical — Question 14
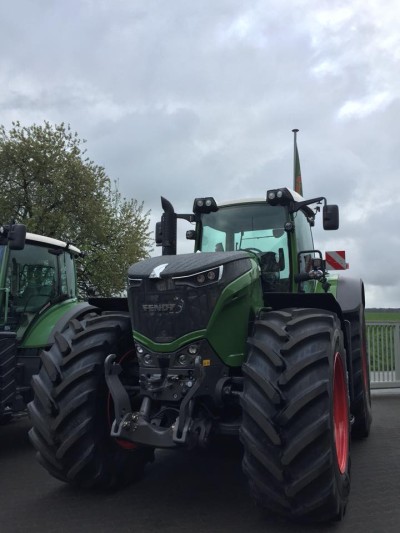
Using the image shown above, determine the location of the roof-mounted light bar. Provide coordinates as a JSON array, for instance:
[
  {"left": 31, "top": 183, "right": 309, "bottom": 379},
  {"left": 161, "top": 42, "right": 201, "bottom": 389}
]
[
  {"left": 193, "top": 197, "right": 218, "bottom": 214},
  {"left": 266, "top": 188, "right": 292, "bottom": 206}
]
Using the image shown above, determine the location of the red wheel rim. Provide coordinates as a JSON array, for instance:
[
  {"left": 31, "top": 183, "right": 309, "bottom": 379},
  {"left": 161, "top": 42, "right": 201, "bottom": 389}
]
[
  {"left": 107, "top": 349, "right": 138, "bottom": 450},
  {"left": 333, "top": 352, "right": 349, "bottom": 474}
]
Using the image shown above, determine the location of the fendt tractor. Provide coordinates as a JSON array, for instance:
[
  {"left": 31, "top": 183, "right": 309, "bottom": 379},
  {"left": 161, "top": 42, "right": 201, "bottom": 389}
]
[
  {"left": 28, "top": 187, "right": 371, "bottom": 522},
  {"left": 0, "top": 223, "right": 96, "bottom": 423}
]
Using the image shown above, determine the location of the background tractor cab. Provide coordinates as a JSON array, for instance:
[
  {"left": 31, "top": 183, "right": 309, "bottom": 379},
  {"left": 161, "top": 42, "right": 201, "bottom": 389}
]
[
  {"left": 1, "top": 232, "right": 80, "bottom": 339},
  {"left": 0, "top": 224, "right": 96, "bottom": 422}
]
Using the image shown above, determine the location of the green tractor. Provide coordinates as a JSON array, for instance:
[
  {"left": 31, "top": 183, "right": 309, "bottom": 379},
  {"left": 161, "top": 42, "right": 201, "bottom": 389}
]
[
  {"left": 28, "top": 187, "right": 371, "bottom": 522},
  {"left": 0, "top": 223, "right": 96, "bottom": 423}
]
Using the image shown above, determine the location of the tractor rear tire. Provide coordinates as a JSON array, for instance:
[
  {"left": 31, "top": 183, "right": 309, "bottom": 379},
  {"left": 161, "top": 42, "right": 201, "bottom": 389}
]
[
  {"left": 28, "top": 311, "right": 153, "bottom": 489},
  {"left": 240, "top": 308, "right": 351, "bottom": 522},
  {"left": 347, "top": 307, "right": 372, "bottom": 438}
]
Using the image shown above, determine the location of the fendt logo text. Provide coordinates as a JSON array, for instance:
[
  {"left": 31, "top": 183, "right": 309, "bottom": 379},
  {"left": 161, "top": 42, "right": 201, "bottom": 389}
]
[{"left": 142, "top": 301, "right": 184, "bottom": 314}]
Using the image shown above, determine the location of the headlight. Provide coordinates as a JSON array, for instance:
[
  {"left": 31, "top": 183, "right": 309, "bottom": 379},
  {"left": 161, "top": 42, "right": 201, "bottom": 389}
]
[{"left": 174, "top": 266, "right": 223, "bottom": 287}]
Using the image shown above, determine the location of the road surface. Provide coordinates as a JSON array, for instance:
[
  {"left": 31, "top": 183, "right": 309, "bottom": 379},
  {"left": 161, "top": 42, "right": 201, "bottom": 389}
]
[{"left": 0, "top": 391, "right": 399, "bottom": 533}]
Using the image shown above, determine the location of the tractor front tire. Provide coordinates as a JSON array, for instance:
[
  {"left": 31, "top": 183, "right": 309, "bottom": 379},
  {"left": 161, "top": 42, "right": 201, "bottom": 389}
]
[
  {"left": 0, "top": 332, "right": 17, "bottom": 423},
  {"left": 240, "top": 308, "right": 351, "bottom": 522},
  {"left": 28, "top": 311, "right": 153, "bottom": 489}
]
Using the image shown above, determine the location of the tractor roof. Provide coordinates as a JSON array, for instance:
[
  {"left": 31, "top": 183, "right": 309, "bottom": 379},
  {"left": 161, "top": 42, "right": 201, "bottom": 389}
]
[
  {"left": 26, "top": 233, "right": 81, "bottom": 255},
  {"left": 217, "top": 188, "right": 304, "bottom": 207}
]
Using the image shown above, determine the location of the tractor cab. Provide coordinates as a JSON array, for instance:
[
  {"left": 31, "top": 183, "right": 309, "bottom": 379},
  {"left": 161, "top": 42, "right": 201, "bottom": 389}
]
[
  {"left": 156, "top": 187, "right": 339, "bottom": 295},
  {"left": 195, "top": 199, "right": 290, "bottom": 292},
  {"left": 0, "top": 232, "right": 80, "bottom": 339},
  {"left": 0, "top": 228, "right": 85, "bottom": 420}
]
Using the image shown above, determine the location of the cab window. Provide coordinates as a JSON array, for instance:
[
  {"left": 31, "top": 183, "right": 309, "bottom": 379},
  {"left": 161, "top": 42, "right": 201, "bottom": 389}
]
[
  {"left": 200, "top": 203, "right": 290, "bottom": 291},
  {"left": 4, "top": 244, "right": 77, "bottom": 336}
]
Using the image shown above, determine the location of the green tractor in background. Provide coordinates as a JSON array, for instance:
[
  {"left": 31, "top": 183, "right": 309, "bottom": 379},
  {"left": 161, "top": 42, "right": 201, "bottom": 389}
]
[
  {"left": 0, "top": 223, "right": 96, "bottom": 423},
  {"left": 28, "top": 187, "right": 371, "bottom": 522}
]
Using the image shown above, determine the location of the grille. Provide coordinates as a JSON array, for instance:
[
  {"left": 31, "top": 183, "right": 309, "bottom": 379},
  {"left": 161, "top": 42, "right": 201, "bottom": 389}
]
[{"left": 128, "top": 254, "right": 251, "bottom": 343}]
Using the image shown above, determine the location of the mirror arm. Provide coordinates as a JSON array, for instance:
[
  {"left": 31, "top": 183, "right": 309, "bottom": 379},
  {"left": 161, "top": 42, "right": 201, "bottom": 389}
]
[{"left": 290, "top": 196, "right": 327, "bottom": 213}]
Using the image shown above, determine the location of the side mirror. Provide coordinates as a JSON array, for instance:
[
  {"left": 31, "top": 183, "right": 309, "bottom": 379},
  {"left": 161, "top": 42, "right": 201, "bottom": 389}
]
[
  {"left": 323, "top": 205, "right": 339, "bottom": 230},
  {"left": 155, "top": 222, "right": 163, "bottom": 246},
  {"left": 278, "top": 248, "right": 285, "bottom": 271},
  {"left": 160, "top": 197, "right": 177, "bottom": 255},
  {"left": 8, "top": 224, "right": 26, "bottom": 250},
  {"left": 186, "top": 230, "right": 196, "bottom": 240}
]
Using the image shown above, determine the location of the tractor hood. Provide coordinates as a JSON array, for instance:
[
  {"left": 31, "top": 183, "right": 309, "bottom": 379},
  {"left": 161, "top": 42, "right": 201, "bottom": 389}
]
[
  {"left": 128, "top": 251, "right": 250, "bottom": 279},
  {"left": 127, "top": 251, "right": 253, "bottom": 345}
]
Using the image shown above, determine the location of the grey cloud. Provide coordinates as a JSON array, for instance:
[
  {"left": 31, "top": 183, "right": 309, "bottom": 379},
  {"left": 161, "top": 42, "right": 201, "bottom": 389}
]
[{"left": 1, "top": 0, "right": 399, "bottom": 307}]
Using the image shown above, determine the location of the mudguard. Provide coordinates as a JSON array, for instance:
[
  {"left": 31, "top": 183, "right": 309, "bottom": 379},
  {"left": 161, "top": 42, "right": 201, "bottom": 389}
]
[
  {"left": 265, "top": 292, "right": 343, "bottom": 319},
  {"left": 336, "top": 277, "right": 365, "bottom": 314},
  {"left": 266, "top": 276, "right": 364, "bottom": 318},
  {"left": 46, "top": 302, "right": 99, "bottom": 345},
  {"left": 47, "top": 298, "right": 130, "bottom": 345}
]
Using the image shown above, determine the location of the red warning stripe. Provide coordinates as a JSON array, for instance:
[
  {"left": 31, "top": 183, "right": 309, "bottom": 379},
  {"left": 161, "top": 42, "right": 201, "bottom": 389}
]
[{"left": 325, "top": 251, "right": 347, "bottom": 270}]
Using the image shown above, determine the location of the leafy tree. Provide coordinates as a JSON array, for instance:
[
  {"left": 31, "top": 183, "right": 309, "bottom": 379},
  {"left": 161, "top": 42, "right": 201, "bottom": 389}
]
[{"left": 0, "top": 121, "right": 151, "bottom": 296}]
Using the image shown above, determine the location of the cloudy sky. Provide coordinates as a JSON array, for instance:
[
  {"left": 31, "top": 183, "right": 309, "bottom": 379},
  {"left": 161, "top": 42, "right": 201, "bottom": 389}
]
[{"left": 1, "top": 0, "right": 399, "bottom": 308}]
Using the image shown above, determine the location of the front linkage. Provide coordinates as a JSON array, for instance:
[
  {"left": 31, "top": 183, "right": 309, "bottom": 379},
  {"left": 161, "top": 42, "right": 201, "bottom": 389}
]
[{"left": 105, "top": 340, "right": 241, "bottom": 449}]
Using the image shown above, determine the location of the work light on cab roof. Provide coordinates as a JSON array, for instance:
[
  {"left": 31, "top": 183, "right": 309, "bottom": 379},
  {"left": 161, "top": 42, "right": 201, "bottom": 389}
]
[{"left": 193, "top": 197, "right": 218, "bottom": 214}]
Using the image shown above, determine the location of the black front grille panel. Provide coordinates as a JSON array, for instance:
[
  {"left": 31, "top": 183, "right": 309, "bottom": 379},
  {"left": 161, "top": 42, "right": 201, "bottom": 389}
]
[
  {"left": 128, "top": 255, "right": 251, "bottom": 344},
  {"left": 129, "top": 281, "right": 222, "bottom": 343}
]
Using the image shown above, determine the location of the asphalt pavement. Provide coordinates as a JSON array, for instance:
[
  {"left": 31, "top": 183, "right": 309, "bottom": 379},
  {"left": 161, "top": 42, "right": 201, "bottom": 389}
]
[{"left": 0, "top": 391, "right": 399, "bottom": 533}]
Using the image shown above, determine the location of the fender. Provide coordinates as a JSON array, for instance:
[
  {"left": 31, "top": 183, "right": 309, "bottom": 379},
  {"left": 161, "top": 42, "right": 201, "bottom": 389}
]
[
  {"left": 46, "top": 302, "right": 99, "bottom": 345},
  {"left": 47, "top": 298, "right": 130, "bottom": 345},
  {"left": 265, "top": 277, "right": 365, "bottom": 318},
  {"left": 336, "top": 277, "right": 365, "bottom": 314},
  {"left": 265, "top": 292, "right": 343, "bottom": 320}
]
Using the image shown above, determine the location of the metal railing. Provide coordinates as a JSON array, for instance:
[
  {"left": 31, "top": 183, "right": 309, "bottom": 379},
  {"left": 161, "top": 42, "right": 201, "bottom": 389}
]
[{"left": 366, "top": 322, "right": 400, "bottom": 388}]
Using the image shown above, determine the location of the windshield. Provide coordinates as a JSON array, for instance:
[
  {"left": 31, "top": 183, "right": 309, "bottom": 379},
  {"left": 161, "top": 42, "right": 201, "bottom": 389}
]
[
  {"left": 199, "top": 203, "right": 290, "bottom": 291},
  {"left": 1, "top": 244, "right": 78, "bottom": 336},
  {"left": 200, "top": 203, "right": 287, "bottom": 251}
]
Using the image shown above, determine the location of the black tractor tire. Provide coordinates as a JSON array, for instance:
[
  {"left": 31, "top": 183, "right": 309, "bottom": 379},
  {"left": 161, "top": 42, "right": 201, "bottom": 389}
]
[
  {"left": 240, "top": 308, "right": 351, "bottom": 522},
  {"left": 347, "top": 307, "right": 372, "bottom": 438},
  {"left": 28, "top": 311, "right": 154, "bottom": 489},
  {"left": 0, "top": 332, "right": 17, "bottom": 423}
]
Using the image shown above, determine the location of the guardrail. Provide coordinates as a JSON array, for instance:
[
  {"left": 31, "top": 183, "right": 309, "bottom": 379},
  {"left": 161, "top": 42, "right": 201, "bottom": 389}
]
[{"left": 366, "top": 322, "right": 400, "bottom": 388}]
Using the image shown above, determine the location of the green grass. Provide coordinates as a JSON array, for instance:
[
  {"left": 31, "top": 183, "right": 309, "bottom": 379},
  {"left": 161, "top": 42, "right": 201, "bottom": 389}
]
[{"left": 366, "top": 310, "right": 400, "bottom": 322}]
